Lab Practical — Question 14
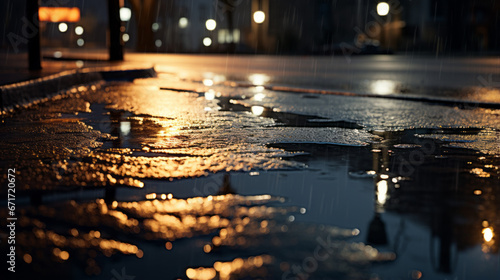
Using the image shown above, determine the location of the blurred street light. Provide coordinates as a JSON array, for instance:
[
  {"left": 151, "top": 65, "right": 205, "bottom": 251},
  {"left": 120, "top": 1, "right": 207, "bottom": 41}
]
[
  {"left": 152, "top": 23, "right": 160, "bottom": 32},
  {"left": 377, "top": 2, "right": 390, "bottom": 16},
  {"left": 122, "top": 33, "right": 130, "bottom": 42},
  {"left": 371, "top": 80, "right": 396, "bottom": 95},
  {"left": 76, "top": 38, "right": 84, "bottom": 47},
  {"left": 179, "top": 17, "right": 189, "bottom": 29},
  {"left": 120, "top": 7, "right": 132, "bottom": 21},
  {"left": 253, "top": 11, "right": 265, "bottom": 24},
  {"left": 203, "top": 37, "right": 212, "bottom": 47},
  {"left": 483, "top": 227, "right": 494, "bottom": 242},
  {"left": 75, "top": 26, "right": 84, "bottom": 35},
  {"left": 58, "top": 23, "right": 68, "bottom": 32},
  {"left": 205, "top": 19, "right": 216, "bottom": 31}
]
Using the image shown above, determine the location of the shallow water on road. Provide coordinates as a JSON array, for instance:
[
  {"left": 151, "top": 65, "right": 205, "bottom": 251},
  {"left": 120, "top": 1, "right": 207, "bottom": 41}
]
[{"left": 1, "top": 74, "right": 499, "bottom": 279}]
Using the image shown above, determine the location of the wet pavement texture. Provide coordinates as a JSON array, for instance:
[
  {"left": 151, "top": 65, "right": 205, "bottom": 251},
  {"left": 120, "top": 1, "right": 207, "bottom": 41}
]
[{"left": 1, "top": 64, "right": 500, "bottom": 280}]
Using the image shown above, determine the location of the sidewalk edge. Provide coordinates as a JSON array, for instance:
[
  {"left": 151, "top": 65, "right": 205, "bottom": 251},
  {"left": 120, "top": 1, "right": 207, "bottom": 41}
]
[{"left": 0, "top": 67, "right": 156, "bottom": 113}]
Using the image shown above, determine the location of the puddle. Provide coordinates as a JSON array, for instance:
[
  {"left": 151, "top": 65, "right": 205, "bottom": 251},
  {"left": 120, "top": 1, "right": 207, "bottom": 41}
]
[{"left": 216, "top": 96, "right": 364, "bottom": 129}]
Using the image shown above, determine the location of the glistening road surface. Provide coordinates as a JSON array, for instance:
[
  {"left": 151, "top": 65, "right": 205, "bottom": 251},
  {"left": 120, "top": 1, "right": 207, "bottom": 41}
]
[
  {"left": 1, "top": 54, "right": 499, "bottom": 280},
  {"left": 128, "top": 53, "right": 500, "bottom": 101}
]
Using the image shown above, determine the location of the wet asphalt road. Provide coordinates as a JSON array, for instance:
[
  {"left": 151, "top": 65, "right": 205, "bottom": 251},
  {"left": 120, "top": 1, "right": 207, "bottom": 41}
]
[{"left": 1, "top": 55, "right": 500, "bottom": 280}]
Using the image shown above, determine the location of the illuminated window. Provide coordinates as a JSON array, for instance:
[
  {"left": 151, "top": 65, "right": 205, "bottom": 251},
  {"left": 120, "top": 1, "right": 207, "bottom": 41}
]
[
  {"left": 217, "top": 29, "right": 240, "bottom": 44},
  {"left": 39, "top": 7, "right": 80, "bottom": 22}
]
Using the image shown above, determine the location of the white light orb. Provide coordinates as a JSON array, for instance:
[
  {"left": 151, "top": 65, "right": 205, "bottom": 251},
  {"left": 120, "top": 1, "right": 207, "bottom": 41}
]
[
  {"left": 253, "top": 11, "right": 265, "bottom": 24},
  {"left": 58, "top": 23, "right": 68, "bottom": 32},
  {"left": 179, "top": 17, "right": 188, "bottom": 28},
  {"left": 205, "top": 19, "right": 216, "bottom": 31},
  {"left": 203, "top": 37, "right": 212, "bottom": 47},
  {"left": 377, "top": 2, "right": 390, "bottom": 16},
  {"left": 122, "top": 33, "right": 130, "bottom": 42},
  {"left": 120, "top": 7, "right": 132, "bottom": 21},
  {"left": 75, "top": 26, "right": 84, "bottom": 35},
  {"left": 152, "top": 22, "right": 160, "bottom": 32}
]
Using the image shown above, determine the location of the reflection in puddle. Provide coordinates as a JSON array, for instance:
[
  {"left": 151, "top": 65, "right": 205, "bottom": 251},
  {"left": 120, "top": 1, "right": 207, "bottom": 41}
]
[
  {"left": 370, "top": 80, "right": 397, "bottom": 95},
  {"left": 204, "top": 89, "right": 216, "bottom": 100},
  {"left": 269, "top": 128, "right": 499, "bottom": 278},
  {"left": 251, "top": 105, "right": 265, "bottom": 116},
  {"left": 203, "top": 79, "right": 214, "bottom": 86},
  {"left": 186, "top": 255, "right": 272, "bottom": 280},
  {"left": 119, "top": 121, "right": 131, "bottom": 135},
  {"left": 483, "top": 227, "right": 494, "bottom": 242},
  {"left": 203, "top": 72, "right": 226, "bottom": 84},
  {"left": 253, "top": 92, "right": 266, "bottom": 101},
  {"left": 376, "top": 180, "right": 388, "bottom": 206},
  {"left": 5, "top": 185, "right": 394, "bottom": 279},
  {"left": 248, "top": 73, "right": 271, "bottom": 86}
]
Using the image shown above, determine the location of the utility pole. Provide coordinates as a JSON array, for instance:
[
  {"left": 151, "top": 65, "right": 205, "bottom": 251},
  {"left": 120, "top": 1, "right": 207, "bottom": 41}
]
[
  {"left": 356, "top": 0, "right": 363, "bottom": 28},
  {"left": 26, "top": 0, "right": 41, "bottom": 70},
  {"left": 108, "top": 0, "right": 124, "bottom": 61}
]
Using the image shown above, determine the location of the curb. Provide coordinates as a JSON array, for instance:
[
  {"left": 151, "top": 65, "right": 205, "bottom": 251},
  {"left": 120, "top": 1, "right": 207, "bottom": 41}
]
[{"left": 0, "top": 66, "right": 156, "bottom": 112}]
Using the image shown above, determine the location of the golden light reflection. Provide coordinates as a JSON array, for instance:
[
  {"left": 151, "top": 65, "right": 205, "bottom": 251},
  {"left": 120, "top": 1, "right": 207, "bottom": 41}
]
[
  {"left": 187, "top": 255, "right": 272, "bottom": 280},
  {"left": 470, "top": 168, "right": 491, "bottom": 178},
  {"left": 205, "top": 90, "right": 216, "bottom": 100},
  {"left": 155, "top": 124, "right": 183, "bottom": 140},
  {"left": 203, "top": 244, "right": 212, "bottom": 253},
  {"left": 53, "top": 248, "right": 70, "bottom": 261},
  {"left": 23, "top": 254, "right": 32, "bottom": 264},
  {"left": 11, "top": 191, "right": 390, "bottom": 277},
  {"left": 482, "top": 225, "right": 495, "bottom": 254},
  {"left": 60, "top": 251, "right": 70, "bottom": 260},
  {"left": 483, "top": 227, "right": 494, "bottom": 242},
  {"left": 471, "top": 88, "right": 500, "bottom": 103},
  {"left": 186, "top": 267, "right": 217, "bottom": 280},
  {"left": 143, "top": 85, "right": 160, "bottom": 91},
  {"left": 203, "top": 79, "right": 214, "bottom": 86},
  {"left": 136, "top": 249, "right": 144, "bottom": 258}
]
